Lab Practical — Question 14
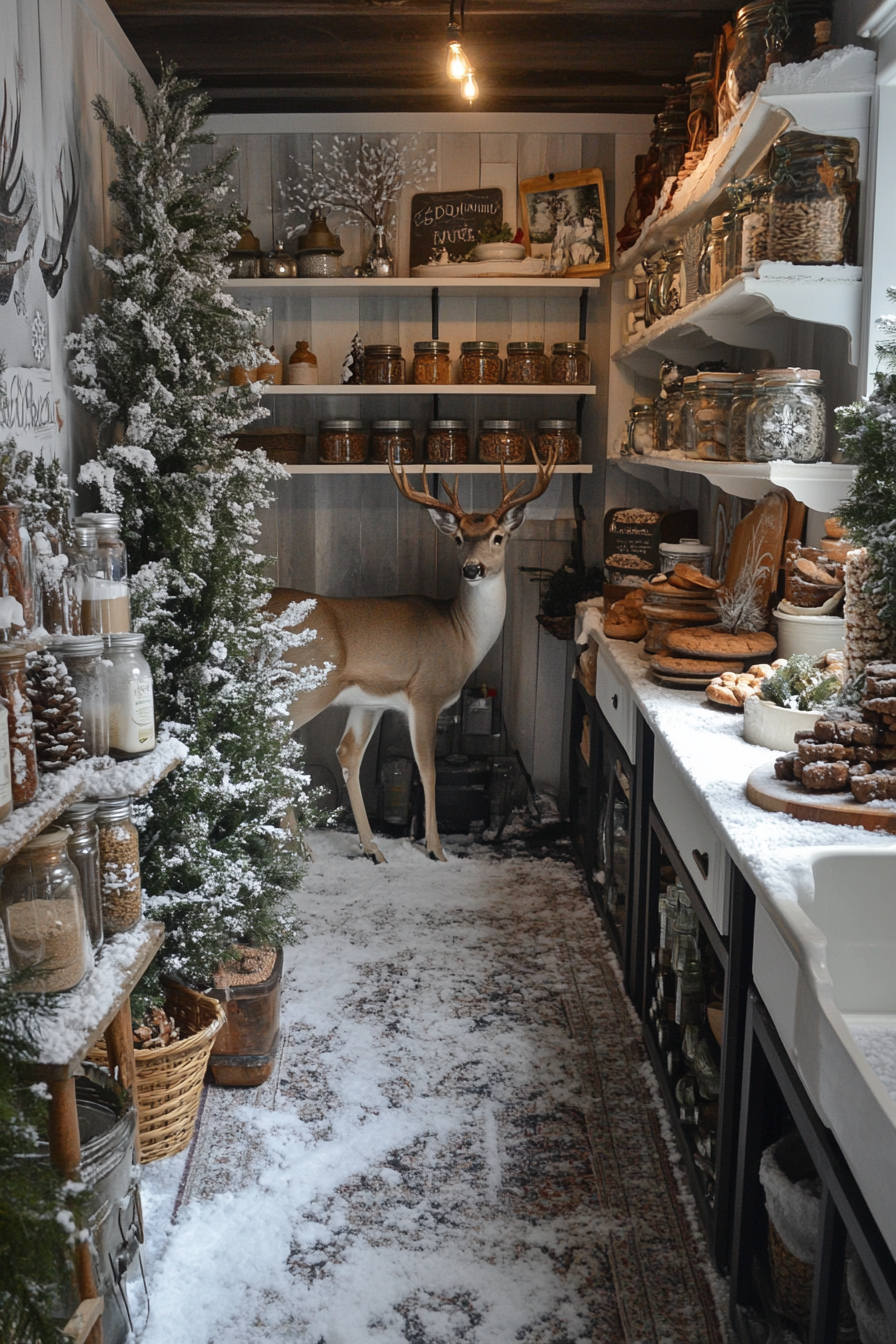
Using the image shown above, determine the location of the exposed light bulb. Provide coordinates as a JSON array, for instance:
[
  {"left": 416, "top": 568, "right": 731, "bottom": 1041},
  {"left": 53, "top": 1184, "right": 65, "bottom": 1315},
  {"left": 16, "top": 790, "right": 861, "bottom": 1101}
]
[
  {"left": 446, "top": 40, "right": 469, "bottom": 80},
  {"left": 461, "top": 68, "right": 479, "bottom": 102}
]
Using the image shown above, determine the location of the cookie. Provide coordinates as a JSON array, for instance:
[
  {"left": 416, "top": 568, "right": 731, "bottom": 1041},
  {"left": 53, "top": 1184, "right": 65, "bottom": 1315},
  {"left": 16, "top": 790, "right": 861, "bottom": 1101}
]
[{"left": 672, "top": 563, "right": 720, "bottom": 590}]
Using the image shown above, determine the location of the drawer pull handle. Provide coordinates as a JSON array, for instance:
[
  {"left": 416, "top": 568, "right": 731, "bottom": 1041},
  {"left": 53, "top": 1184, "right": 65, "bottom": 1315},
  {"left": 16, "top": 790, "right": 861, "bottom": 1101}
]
[
  {"left": 611, "top": 694, "right": 619, "bottom": 710},
  {"left": 692, "top": 849, "right": 709, "bottom": 881}
]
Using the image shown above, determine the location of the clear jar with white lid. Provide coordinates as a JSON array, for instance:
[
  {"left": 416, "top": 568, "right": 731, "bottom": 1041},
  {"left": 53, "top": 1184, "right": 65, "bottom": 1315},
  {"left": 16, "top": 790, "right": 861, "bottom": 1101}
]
[
  {"left": 48, "top": 634, "right": 110, "bottom": 758},
  {"left": 659, "top": 540, "right": 713, "bottom": 576},
  {"left": 106, "top": 633, "right": 156, "bottom": 758}
]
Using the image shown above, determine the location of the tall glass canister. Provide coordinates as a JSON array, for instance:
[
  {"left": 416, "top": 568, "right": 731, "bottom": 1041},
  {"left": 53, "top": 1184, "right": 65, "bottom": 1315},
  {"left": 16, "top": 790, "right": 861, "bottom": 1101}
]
[
  {"left": 48, "top": 635, "right": 110, "bottom": 758},
  {"left": 105, "top": 632, "right": 156, "bottom": 758},
  {"left": 76, "top": 513, "right": 131, "bottom": 635}
]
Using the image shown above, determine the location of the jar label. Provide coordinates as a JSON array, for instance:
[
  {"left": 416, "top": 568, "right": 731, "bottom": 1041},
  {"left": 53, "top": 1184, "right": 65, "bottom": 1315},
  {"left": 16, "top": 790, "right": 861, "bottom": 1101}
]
[{"left": 131, "top": 677, "right": 155, "bottom": 745}]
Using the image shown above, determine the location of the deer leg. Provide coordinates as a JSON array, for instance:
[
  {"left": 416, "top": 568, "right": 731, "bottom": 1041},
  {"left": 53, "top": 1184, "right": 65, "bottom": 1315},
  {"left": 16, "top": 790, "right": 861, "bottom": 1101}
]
[
  {"left": 337, "top": 707, "right": 386, "bottom": 865},
  {"left": 408, "top": 702, "right": 446, "bottom": 863}
]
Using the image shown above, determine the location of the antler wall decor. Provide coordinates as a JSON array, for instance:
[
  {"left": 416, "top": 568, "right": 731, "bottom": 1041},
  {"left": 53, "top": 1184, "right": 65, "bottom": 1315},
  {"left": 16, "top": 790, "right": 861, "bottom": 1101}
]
[
  {"left": 40, "top": 146, "right": 79, "bottom": 298},
  {"left": 0, "top": 80, "right": 34, "bottom": 306}
]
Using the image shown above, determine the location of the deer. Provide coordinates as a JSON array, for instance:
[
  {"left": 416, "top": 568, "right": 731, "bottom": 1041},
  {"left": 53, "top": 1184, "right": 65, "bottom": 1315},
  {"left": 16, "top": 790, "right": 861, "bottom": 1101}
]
[{"left": 268, "top": 442, "right": 559, "bottom": 865}]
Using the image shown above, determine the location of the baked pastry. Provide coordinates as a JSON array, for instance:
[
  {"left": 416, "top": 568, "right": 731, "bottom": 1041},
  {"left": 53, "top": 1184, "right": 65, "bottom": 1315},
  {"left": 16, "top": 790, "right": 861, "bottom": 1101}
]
[
  {"left": 705, "top": 668, "right": 765, "bottom": 706},
  {"left": 605, "top": 588, "right": 648, "bottom": 641},
  {"left": 851, "top": 768, "right": 896, "bottom": 803},
  {"left": 801, "top": 760, "right": 850, "bottom": 791},
  {"left": 670, "top": 563, "right": 720, "bottom": 591},
  {"left": 814, "top": 719, "right": 881, "bottom": 746},
  {"left": 667, "top": 627, "right": 777, "bottom": 658},
  {"left": 651, "top": 655, "right": 743, "bottom": 677},
  {"left": 824, "top": 516, "right": 848, "bottom": 540}
]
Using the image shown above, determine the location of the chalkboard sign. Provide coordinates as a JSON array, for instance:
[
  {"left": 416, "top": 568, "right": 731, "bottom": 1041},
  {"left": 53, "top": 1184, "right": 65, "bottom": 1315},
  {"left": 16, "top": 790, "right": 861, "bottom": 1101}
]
[{"left": 409, "top": 188, "right": 504, "bottom": 270}]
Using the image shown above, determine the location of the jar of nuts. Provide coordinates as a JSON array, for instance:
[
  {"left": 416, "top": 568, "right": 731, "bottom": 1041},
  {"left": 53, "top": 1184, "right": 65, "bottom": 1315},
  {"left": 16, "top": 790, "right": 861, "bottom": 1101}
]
[
  {"left": 505, "top": 342, "right": 548, "bottom": 384},
  {"left": 550, "top": 342, "right": 591, "bottom": 385},
  {"left": 769, "top": 131, "right": 858, "bottom": 265},
  {"left": 0, "top": 827, "right": 92, "bottom": 992},
  {"left": 425, "top": 420, "right": 469, "bottom": 464},
  {"left": 370, "top": 420, "right": 415, "bottom": 464},
  {"left": 0, "top": 644, "right": 37, "bottom": 808},
  {"left": 318, "top": 420, "right": 368, "bottom": 464},
  {"left": 412, "top": 341, "right": 451, "bottom": 384},
  {"left": 362, "top": 344, "right": 405, "bottom": 384},
  {"left": 477, "top": 420, "right": 528, "bottom": 464},
  {"left": 95, "top": 796, "right": 142, "bottom": 935},
  {"left": 459, "top": 341, "right": 501, "bottom": 385},
  {"left": 535, "top": 419, "right": 581, "bottom": 464}
]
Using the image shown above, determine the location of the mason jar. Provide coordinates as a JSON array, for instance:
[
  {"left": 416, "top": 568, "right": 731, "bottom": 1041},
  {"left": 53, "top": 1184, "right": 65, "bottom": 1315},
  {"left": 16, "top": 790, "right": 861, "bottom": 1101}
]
[
  {"left": 504, "top": 341, "right": 548, "bottom": 385},
  {"left": 95, "top": 797, "right": 142, "bottom": 935},
  {"left": 746, "top": 371, "right": 826, "bottom": 463},
  {"left": 0, "top": 710, "right": 11, "bottom": 822},
  {"left": 727, "top": 373, "right": 757, "bottom": 461},
  {"left": 725, "top": 0, "right": 792, "bottom": 107},
  {"left": 694, "top": 372, "right": 737, "bottom": 460},
  {"left": 550, "top": 341, "right": 591, "bottom": 385},
  {"left": 680, "top": 376, "right": 701, "bottom": 455},
  {"left": 362, "top": 344, "right": 405, "bottom": 385},
  {"left": 459, "top": 341, "right": 502, "bottom": 385},
  {"left": 48, "top": 635, "right": 110, "bottom": 758},
  {"left": 0, "top": 827, "right": 92, "bottom": 992},
  {"left": 425, "top": 420, "right": 469, "bottom": 464},
  {"left": 412, "top": 340, "right": 451, "bottom": 385},
  {"left": 627, "top": 400, "right": 656, "bottom": 456},
  {"left": 0, "top": 644, "right": 37, "bottom": 807},
  {"left": 477, "top": 420, "right": 528, "bottom": 464},
  {"left": 105, "top": 632, "right": 156, "bottom": 758},
  {"left": 370, "top": 421, "right": 415, "bottom": 465},
  {"left": 535, "top": 419, "right": 581, "bottom": 464},
  {"left": 318, "top": 420, "right": 368, "bottom": 464},
  {"left": 768, "top": 131, "right": 859, "bottom": 265},
  {"left": 79, "top": 513, "right": 128, "bottom": 583},
  {"left": 59, "top": 801, "right": 103, "bottom": 951}
]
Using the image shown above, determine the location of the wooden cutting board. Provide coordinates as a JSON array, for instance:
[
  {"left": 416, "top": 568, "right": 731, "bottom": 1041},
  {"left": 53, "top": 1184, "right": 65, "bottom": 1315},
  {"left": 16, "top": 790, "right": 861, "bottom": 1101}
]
[
  {"left": 722, "top": 489, "right": 790, "bottom": 611},
  {"left": 747, "top": 761, "right": 896, "bottom": 833}
]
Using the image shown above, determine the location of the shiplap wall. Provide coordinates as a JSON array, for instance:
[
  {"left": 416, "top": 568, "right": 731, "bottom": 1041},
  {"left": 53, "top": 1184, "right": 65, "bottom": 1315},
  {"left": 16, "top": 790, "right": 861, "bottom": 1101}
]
[{"left": 203, "top": 127, "right": 620, "bottom": 805}]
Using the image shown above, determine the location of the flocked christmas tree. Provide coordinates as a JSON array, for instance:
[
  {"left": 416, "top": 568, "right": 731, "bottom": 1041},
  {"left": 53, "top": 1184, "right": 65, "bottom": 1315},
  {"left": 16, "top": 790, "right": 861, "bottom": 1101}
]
[
  {"left": 837, "top": 285, "right": 896, "bottom": 644},
  {"left": 68, "top": 66, "right": 325, "bottom": 986}
]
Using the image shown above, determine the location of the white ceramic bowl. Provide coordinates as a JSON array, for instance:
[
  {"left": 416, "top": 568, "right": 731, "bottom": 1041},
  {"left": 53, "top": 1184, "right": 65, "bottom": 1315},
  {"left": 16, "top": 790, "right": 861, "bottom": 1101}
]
[
  {"left": 773, "top": 608, "right": 845, "bottom": 660},
  {"left": 743, "top": 695, "right": 823, "bottom": 751},
  {"left": 470, "top": 242, "right": 526, "bottom": 262}
]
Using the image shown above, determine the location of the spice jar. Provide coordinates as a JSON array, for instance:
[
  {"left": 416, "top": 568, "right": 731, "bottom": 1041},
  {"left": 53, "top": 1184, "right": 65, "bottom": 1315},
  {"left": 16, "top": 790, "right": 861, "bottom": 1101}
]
[
  {"left": 535, "top": 419, "right": 580, "bottom": 464},
  {"left": 505, "top": 342, "right": 548, "bottom": 385},
  {"left": 106, "top": 633, "right": 156, "bottom": 758},
  {"left": 287, "top": 341, "right": 318, "bottom": 386},
  {"left": 48, "top": 636, "right": 110, "bottom": 758},
  {"left": 95, "top": 797, "right": 142, "bottom": 935},
  {"left": 0, "top": 711, "right": 11, "bottom": 822},
  {"left": 655, "top": 394, "right": 684, "bottom": 452},
  {"left": 694, "top": 372, "right": 737, "bottom": 460},
  {"left": 627, "top": 400, "right": 656, "bottom": 456},
  {"left": 0, "top": 827, "right": 92, "bottom": 991},
  {"left": 550, "top": 342, "right": 591, "bottom": 385},
  {"left": 59, "top": 801, "right": 103, "bottom": 951},
  {"left": 73, "top": 516, "right": 131, "bottom": 636},
  {"left": 727, "top": 374, "right": 757, "bottom": 461},
  {"left": 0, "top": 645, "right": 37, "bottom": 807},
  {"left": 0, "top": 502, "right": 35, "bottom": 634},
  {"left": 362, "top": 344, "right": 405, "bottom": 385},
  {"left": 459, "top": 341, "right": 501, "bottom": 385},
  {"left": 412, "top": 341, "right": 451, "bottom": 385},
  {"left": 318, "top": 420, "right": 368, "bottom": 464},
  {"left": 768, "top": 131, "right": 859, "bottom": 265},
  {"left": 746, "top": 371, "right": 826, "bottom": 463},
  {"left": 477, "top": 420, "right": 528, "bottom": 464},
  {"left": 425, "top": 420, "right": 469, "bottom": 464},
  {"left": 370, "top": 421, "right": 415, "bottom": 465}
]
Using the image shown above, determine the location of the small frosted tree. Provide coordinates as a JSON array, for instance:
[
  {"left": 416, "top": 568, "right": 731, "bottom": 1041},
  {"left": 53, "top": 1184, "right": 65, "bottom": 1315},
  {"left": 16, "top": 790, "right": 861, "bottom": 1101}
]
[{"left": 68, "top": 66, "right": 325, "bottom": 984}]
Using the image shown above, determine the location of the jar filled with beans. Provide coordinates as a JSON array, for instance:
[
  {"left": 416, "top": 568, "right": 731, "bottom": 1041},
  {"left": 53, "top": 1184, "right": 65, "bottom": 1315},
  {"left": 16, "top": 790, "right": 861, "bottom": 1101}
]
[
  {"left": 318, "top": 420, "right": 368, "bottom": 463},
  {"left": 413, "top": 341, "right": 451, "bottom": 385},
  {"left": 477, "top": 420, "right": 528, "bottom": 464},
  {"left": 550, "top": 342, "right": 591, "bottom": 385},
  {"left": 425, "top": 420, "right": 470, "bottom": 464},
  {"left": 768, "top": 132, "right": 859, "bottom": 265},
  {"left": 362, "top": 344, "right": 405, "bottom": 385},
  {"left": 459, "top": 341, "right": 501, "bottom": 385},
  {"left": 95, "top": 796, "right": 142, "bottom": 935},
  {"left": 535, "top": 419, "right": 580, "bottom": 464},
  {"left": 370, "top": 420, "right": 415, "bottom": 464},
  {"left": 505, "top": 342, "right": 548, "bottom": 385}
]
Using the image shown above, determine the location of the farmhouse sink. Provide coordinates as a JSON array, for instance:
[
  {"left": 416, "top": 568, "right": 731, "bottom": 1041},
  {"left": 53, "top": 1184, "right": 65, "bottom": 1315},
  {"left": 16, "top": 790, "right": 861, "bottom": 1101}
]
[{"left": 752, "top": 847, "right": 896, "bottom": 1258}]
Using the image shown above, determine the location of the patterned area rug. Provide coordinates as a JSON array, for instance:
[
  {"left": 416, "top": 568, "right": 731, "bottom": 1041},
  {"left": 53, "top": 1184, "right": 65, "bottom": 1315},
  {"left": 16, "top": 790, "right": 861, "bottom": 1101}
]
[{"left": 138, "top": 830, "right": 729, "bottom": 1344}]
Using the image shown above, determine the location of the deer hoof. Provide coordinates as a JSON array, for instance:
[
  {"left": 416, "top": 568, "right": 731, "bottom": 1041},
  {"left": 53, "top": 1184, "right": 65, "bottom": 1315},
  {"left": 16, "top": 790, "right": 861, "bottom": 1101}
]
[
  {"left": 368, "top": 846, "right": 388, "bottom": 865},
  {"left": 427, "top": 846, "right": 448, "bottom": 863}
]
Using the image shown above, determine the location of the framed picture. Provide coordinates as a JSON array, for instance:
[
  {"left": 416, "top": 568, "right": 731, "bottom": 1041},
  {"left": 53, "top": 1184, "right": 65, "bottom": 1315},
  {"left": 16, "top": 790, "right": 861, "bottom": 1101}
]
[{"left": 519, "top": 169, "right": 611, "bottom": 276}]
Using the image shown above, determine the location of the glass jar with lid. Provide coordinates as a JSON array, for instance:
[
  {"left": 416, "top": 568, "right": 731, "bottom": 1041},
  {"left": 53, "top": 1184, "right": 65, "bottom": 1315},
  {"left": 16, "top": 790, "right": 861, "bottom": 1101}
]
[
  {"left": 627, "top": 400, "right": 656, "bottom": 456},
  {"left": 675, "top": 955, "right": 705, "bottom": 1028},
  {"left": 550, "top": 341, "right": 591, "bottom": 385},
  {"left": 746, "top": 371, "right": 826, "bottom": 462},
  {"left": 768, "top": 131, "right": 859, "bottom": 265},
  {"left": 655, "top": 393, "right": 684, "bottom": 452},
  {"left": 412, "top": 341, "right": 451, "bottom": 385},
  {"left": 477, "top": 420, "right": 528, "bottom": 464},
  {"left": 459, "top": 341, "right": 502, "bottom": 385},
  {"left": 0, "top": 711, "right": 11, "bottom": 822},
  {"left": 680, "top": 376, "right": 701, "bottom": 454},
  {"left": 505, "top": 342, "right": 548, "bottom": 385},
  {"left": 362, "top": 344, "right": 405, "bottom": 385},
  {"left": 659, "top": 540, "right": 713, "bottom": 575},
  {"left": 95, "top": 796, "right": 142, "bottom": 935},
  {"left": 74, "top": 515, "right": 131, "bottom": 636},
  {"left": 672, "top": 891, "right": 699, "bottom": 973},
  {"left": 0, "top": 644, "right": 37, "bottom": 807},
  {"left": 694, "top": 372, "right": 738, "bottom": 460},
  {"left": 730, "top": 176, "right": 772, "bottom": 274},
  {"left": 535, "top": 420, "right": 580, "bottom": 464},
  {"left": 725, "top": 0, "right": 792, "bottom": 108},
  {"left": 318, "top": 420, "right": 368, "bottom": 464},
  {"left": 657, "top": 241, "right": 684, "bottom": 317},
  {"left": 48, "top": 635, "right": 110, "bottom": 758},
  {"left": 0, "top": 500, "right": 35, "bottom": 633},
  {"left": 59, "top": 801, "right": 103, "bottom": 951},
  {"left": 370, "top": 421, "right": 415, "bottom": 465},
  {"left": 106, "top": 633, "right": 156, "bottom": 758},
  {"left": 708, "top": 213, "right": 735, "bottom": 293},
  {"left": 425, "top": 421, "right": 469, "bottom": 464},
  {"left": 0, "top": 826, "right": 92, "bottom": 992},
  {"left": 727, "top": 373, "right": 757, "bottom": 460}
]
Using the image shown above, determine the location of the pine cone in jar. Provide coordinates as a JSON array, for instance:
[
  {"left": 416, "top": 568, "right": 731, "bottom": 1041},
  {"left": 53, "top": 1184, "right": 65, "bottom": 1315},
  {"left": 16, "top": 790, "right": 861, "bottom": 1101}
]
[{"left": 25, "top": 649, "right": 88, "bottom": 772}]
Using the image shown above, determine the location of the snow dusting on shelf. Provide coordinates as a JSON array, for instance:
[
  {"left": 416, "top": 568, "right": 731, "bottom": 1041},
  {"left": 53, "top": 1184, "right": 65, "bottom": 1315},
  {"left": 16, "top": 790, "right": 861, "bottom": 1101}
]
[{"left": 87, "top": 736, "right": 188, "bottom": 799}]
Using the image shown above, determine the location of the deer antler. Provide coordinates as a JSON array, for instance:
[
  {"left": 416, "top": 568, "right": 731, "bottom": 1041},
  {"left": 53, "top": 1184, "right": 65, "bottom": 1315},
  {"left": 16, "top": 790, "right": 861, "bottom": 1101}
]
[
  {"left": 388, "top": 458, "right": 467, "bottom": 520},
  {"left": 492, "top": 438, "right": 560, "bottom": 521}
]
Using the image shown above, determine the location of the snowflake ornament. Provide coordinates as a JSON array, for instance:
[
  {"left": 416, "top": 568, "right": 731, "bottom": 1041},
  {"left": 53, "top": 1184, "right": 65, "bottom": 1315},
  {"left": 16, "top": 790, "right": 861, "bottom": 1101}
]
[{"left": 31, "top": 310, "right": 47, "bottom": 362}]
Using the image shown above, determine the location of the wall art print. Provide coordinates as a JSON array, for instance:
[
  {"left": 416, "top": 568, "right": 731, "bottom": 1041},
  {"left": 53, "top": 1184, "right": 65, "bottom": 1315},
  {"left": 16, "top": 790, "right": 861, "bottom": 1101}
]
[{"left": 519, "top": 169, "right": 611, "bottom": 277}]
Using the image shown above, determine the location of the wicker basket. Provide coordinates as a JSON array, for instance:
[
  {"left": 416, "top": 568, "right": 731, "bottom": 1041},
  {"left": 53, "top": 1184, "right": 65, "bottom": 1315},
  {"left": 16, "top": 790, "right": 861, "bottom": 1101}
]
[
  {"left": 89, "top": 982, "right": 224, "bottom": 1163},
  {"left": 768, "top": 1207, "right": 855, "bottom": 1332},
  {"left": 537, "top": 613, "right": 575, "bottom": 641},
  {"left": 236, "top": 428, "right": 307, "bottom": 465}
]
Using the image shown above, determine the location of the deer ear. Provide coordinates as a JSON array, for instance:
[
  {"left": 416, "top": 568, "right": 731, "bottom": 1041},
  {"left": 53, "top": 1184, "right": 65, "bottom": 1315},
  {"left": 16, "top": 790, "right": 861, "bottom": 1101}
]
[
  {"left": 429, "top": 509, "right": 460, "bottom": 536},
  {"left": 502, "top": 504, "right": 527, "bottom": 533}
]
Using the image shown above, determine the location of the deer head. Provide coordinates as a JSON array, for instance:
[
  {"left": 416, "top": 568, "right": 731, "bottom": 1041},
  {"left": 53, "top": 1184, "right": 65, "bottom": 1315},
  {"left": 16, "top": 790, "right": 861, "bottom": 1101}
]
[
  {"left": 389, "top": 439, "right": 559, "bottom": 584},
  {"left": 40, "top": 146, "right": 79, "bottom": 299}
]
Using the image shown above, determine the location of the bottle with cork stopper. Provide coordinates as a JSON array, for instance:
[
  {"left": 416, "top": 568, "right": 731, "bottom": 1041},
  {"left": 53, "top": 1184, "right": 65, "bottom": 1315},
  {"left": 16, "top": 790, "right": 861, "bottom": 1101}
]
[{"left": 288, "top": 341, "right": 319, "bottom": 386}]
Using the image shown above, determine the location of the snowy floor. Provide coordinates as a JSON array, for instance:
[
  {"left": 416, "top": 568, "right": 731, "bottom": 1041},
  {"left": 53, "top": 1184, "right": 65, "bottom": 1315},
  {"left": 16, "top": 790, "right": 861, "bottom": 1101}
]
[{"left": 135, "top": 827, "right": 729, "bottom": 1344}]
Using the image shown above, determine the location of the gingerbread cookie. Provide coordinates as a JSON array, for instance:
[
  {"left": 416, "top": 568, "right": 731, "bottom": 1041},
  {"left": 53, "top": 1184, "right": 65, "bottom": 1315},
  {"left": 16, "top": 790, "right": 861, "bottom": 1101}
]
[{"left": 802, "top": 760, "right": 850, "bottom": 791}]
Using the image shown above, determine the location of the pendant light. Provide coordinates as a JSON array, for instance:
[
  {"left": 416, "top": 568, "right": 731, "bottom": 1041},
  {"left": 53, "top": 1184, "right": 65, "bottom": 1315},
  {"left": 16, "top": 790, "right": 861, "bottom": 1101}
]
[{"left": 446, "top": 0, "right": 478, "bottom": 103}]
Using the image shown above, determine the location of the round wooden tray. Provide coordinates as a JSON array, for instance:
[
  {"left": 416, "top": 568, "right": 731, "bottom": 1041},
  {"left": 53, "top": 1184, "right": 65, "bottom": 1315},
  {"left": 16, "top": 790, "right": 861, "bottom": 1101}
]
[
  {"left": 651, "top": 670, "right": 717, "bottom": 690},
  {"left": 746, "top": 761, "right": 896, "bottom": 833},
  {"left": 650, "top": 655, "right": 745, "bottom": 678}
]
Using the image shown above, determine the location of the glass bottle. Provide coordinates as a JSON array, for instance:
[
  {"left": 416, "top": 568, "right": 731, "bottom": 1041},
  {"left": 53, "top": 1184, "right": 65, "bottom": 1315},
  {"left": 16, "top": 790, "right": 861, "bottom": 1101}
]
[
  {"left": 0, "top": 709, "right": 11, "bottom": 822},
  {"left": 59, "top": 801, "right": 103, "bottom": 951},
  {"left": 74, "top": 517, "right": 131, "bottom": 636},
  {"left": 365, "top": 225, "right": 395, "bottom": 278},
  {"left": 95, "top": 797, "right": 142, "bottom": 935},
  {"left": 627, "top": 400, "right": 656, "bottom": 455},
  {"left": 0, "top": 827, "right": 92, "bottom": 992},
  {"left": 105, "top": 633, "right": 156, "bottom": 758},
  {"left": 48, "top": 635, "right": 110, "bottom": 758},
  {"left": 0, "top": 644, "right": 38, "bottom": 807},
  {"left": 768, "top": 132, "right": 859, "bottom": 266},
  {"left": 675, "top": 954, "right": 705, "bottom": 1027},
  {"left": 0, "top": 500, "right": 35, "bottom": 633}
]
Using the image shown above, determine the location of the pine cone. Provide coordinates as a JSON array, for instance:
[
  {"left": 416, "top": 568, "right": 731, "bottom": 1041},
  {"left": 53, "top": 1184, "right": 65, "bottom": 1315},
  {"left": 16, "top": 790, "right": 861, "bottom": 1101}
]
[{"left": 25, "top": 650, "right": 88, "bottom": 772}]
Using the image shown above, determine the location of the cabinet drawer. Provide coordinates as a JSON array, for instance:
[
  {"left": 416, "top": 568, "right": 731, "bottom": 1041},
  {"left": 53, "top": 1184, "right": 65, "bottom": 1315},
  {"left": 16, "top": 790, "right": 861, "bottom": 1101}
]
[
  {"left": 595, "top": 655, "right": 636, "bottom": 761},
  {"left": 653, "top": 736, "right": 730, "bottom": 935}
]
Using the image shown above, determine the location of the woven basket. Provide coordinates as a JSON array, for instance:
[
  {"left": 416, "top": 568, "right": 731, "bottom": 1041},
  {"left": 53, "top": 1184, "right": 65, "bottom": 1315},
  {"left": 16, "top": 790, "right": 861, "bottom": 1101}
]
[
  {"left": 768, "top": 1221, "right": 855, "bottom": 1332},
  {"left": 537, "top": 613, "right": 576, "bottom": 641},
  {"left": 89, "top": 982, "right": 224, "bottom": 1163},
  {"left": 236, "top": 428, "right": 306, "bottom": 465}
]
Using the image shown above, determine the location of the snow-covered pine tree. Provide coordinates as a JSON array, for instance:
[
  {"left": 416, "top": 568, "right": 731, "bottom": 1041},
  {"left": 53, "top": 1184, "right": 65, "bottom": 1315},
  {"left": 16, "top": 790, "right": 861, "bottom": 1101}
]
[
  {"left": 68, "top": 66, "right": 325, "bottom": 986},
  {"left": 837, "top": 285, "right": 896, "bottom": 638}
]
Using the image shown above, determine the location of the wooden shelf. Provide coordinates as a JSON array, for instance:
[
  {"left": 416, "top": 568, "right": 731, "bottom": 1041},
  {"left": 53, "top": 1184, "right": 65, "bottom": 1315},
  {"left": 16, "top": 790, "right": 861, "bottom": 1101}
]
[
  {"left": 281, "top": 462, "right": 593, "bottom": 475},
  {"left": 225, "top": 276, "right": 601, "bottom": 296},
  {"left": 0, "top": 768, "right": 93, "bottom": 867},
  {"left": 612, "top": 453, "right": 855, "bottom": 512},
  {"left": 257, "top": 383, "right": 597, "bottom": 397}
]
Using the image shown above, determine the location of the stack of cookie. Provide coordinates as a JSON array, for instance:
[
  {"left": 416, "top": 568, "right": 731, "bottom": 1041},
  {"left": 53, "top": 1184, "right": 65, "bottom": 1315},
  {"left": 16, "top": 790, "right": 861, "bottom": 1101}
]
[
  {"left": 774, "top": 663, "right": 896, "bottom": 799},
  {"left": 706, "top": 661, "right": 785, "bottom": 708}
]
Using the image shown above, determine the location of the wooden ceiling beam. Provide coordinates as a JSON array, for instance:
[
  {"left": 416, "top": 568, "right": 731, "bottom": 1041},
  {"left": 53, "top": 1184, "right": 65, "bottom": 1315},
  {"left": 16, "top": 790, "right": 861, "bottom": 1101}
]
[{"left": 112, "top": 0, "right": 734, "bottom": 15}]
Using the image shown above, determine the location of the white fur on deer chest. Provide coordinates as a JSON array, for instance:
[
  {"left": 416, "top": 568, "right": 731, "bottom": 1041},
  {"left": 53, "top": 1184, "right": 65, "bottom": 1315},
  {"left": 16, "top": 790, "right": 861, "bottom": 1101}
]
[
  {"left": 460, "top": 574, "right": 507, "bottom": 670},
  {"left": 330, "top": 687, "right": 411, "bottom": 713}
]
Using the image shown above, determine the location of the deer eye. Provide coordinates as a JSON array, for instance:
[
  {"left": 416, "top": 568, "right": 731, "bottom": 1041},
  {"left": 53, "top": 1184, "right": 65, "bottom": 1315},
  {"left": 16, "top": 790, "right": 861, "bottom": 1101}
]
[
  {"left": 455, "top": 535, "right": 463, "bottom": 546},
  {"left": 493, "top": 534, "right": 504, "bottom": 545}
]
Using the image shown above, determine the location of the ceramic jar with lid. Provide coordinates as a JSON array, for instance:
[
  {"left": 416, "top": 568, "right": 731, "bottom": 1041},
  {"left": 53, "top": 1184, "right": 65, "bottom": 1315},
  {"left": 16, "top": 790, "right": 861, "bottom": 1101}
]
[
  {"left": 550, "top": 341, "right": 591, "bottom": 385},
  {"left": 0, "top": 827, "right": 92, "bottom": 991},
  {"left": 535, "top": 419, "right": 580, "bottom": 464},
  {"left": 294, "top": 213, "right": 344, "bottom": 278},
  {"left": 260, "top": 242, "right": 297, "bottom": 278},
  {"left": 287, "top": 341, "right": 318, "bottom": 385},
  {"left": 106, "top": 632, "right": 155, "bottom": 758},
  {"left": 48, "top": 635, "right": 110, "bottom": 758},
  {"left": 413, "top": 341, "right": 451, "bottom": 385},
  {"left": 505, "top": 342, "right": 548, "bottom": 385},
  {"left": 627, "top": 400, "right": 656, "bottom": 455},
  {"left": 459, "top": 341, "right": 501, "bottom": 385},
  {"left": 370, "top": 421, "right": 415, "bottom": 465},
  {"left": 694, "top": 372, "right": 738, "bottom": 460},
  {"left": 95, "top": 797, "right": 142, "bottom": 935},
  {"left": 746, "top": 371, "right": 826, "bottom": 462},
  {"left": 0, "top": 644, "right": 37, "bottom": 807},
  {"left": 319, "top": 420, "right": 368, "bottom": 464},
  {"left": 477, "top": 420, "right": 528, "bottom": 464},
  {"left": 362, "top": 345, "right": 405, "bottom": 385},
  {"left": 425, "top": 421, "right": 469, "bottom": 464},
  {"left": 59, "top": 801, "right": 103, "bottom": 951}
]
